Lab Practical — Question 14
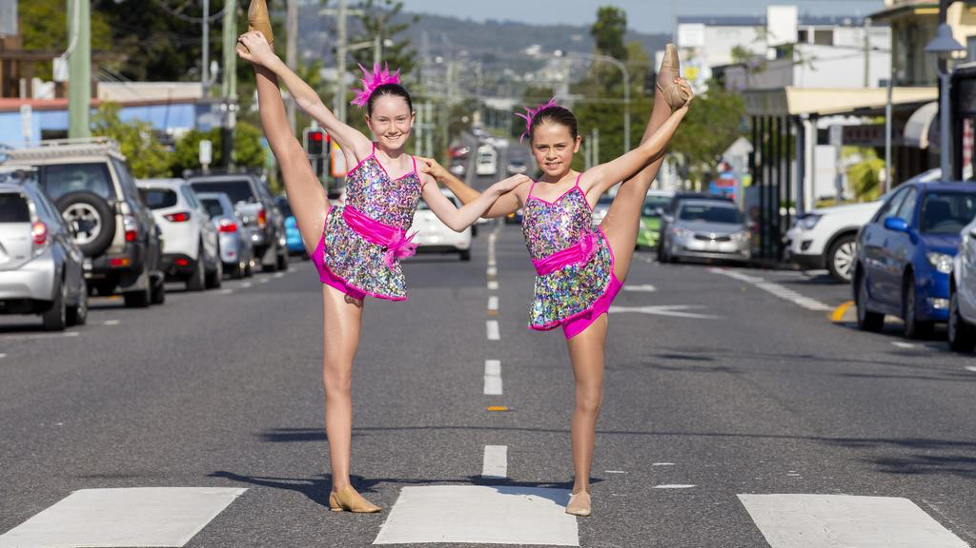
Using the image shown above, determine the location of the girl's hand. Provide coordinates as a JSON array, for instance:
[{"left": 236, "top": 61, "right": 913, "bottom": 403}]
[
  {"left": 237, "top": 31, "right": 278, "bottom": 67},
  {"left": 417, "top": 156, "right": 449, "bottom": 181},
  {"left": 494, "top": 174, "right": 532, "bottom": 194}
]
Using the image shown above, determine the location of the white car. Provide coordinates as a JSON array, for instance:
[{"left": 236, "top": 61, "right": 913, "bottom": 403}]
[
  {"left": 410, "top": 190, "right": 472, "bottom": 261},
  {"left": 786, "top": 201, "right": 881, "bottom": 282},
  {"left": 950, "top": 215, "right": 976, "bottom": 352},
  {"left": 137, "top": 178, "right": 221, "bottom": 291},
  {"left": 475, "top": 145, "right": 497, "bottom": 176}
]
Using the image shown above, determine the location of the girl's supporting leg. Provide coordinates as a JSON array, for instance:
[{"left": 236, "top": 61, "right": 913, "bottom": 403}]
[
  {"left": 566, "top": 313, "right": 609, "bottom": 494},
  {"left": 253, "top": 65, "right": 328, "bottom": 252},
  {"left": 321, "top": 284, "right": 364, "bottom": 492}
]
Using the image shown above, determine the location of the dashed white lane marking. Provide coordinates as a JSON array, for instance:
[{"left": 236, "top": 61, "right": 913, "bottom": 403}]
[
  {"left": 623, "top": 284, "right": 657, "bottom": 292},
  {"left": 486, "top": 320, "right": 500, "bottom": 340},
  {"left": 373, "top": 486, "right": 578, "bottom": 546},
  {"left": 654, "top": 484, "right": 696, "bottom": 489},
  {"left": 482, "top": 445, "right": 508, "bottom": 479},
  {"left": 287, "top": 267, "right": 297, "bottom": 273},
  {"left": 273, "top": 272, "right": 284, "bottom": 278},
  {"left": 0, "top": 353, "right": 6, "bottom": 359},
  {"left": 240, "top": 282, "right": 252, "bottom": 289},
  {"left": 103, "top": 320, "right": 120, "bottom": 326},
  {"left": 738, "top": 494, "right": 969, "bottom": 548},
  {"left": 259, "top": 278, "right": 270, "bottom": 284},
  {"left": 711, "top": 268, "right": 833, "bottom": 312},
  {"left": 0, "top": 332, "right": 80, "bottom": 341},
  {"left": 484, "top": 359, "right": 503, "bottom": 395},
  {"left": 892, "top": 341, "right": 916, "bottom": 349},
  {"left": 605, "top": 470, "right": 627, "bottom": 474},
  {"left": 609, "top": 305, "right": 719, "bottom": 319},
  {"left": 0, "top": 487, "right": 247, "bottom": 548},
  {"left": 652, "top": 462, "right": 675, "bottom": 466},
  {"left": 217, "top": 288, "right": 234, "bottom": 295},
  {"left": 486, "top": 266, "right": 498, "bottom": 277},
  {"left": 487, "top": 296, "right": 499, "bottom": 312},
  {"left": 487, "top": 280, "right": 499, "bottom": 291},
  {"left": 965, "top": 366, "right": 976, "bottom": 373}
]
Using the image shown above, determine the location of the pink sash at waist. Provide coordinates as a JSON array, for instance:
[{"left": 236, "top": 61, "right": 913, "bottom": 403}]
[
  {"left": 342, "top": 205, "right": 417, "bottom": 267},
  {"left": 532, "top": 231, "right": 598, "bottom": 276}
]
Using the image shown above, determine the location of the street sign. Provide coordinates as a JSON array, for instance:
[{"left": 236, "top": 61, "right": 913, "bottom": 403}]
[
  {"left": 199, "top": 139, "right": 213, "bottom": 169},
  {"left": 841, "top": 124, "right": 885, "bottom": 147},
  {"left": 20, "top": 104, "right": 31, "bottom": 144}
]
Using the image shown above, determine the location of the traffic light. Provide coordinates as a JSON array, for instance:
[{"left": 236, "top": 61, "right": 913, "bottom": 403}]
[{"left": 303, "top": 127, "right": 326, "bottom": 157}]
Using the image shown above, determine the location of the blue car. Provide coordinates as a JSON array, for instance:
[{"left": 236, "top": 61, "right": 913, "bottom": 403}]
[
  {"left": 275, "top": 196, "right": 306, "bottom": 257},
  {"left": 853, "top": 179, "right": 976, "bottom": 338}
]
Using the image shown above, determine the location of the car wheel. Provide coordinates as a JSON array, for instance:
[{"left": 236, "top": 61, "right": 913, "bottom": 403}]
[
  {"left": 66, "top": 280, "right": 88, "bottom": 326},
  {"left": 460, "top": 249, "right": 471, "bottom": 261},
  {"left": 277, "top": 245, "right": 289, "bottom": 270},
  {"left": 230, "top": 261, "right": 245, "bottom": 280},
  {"left": 56, "top": 191, "right": 116, "bottom": 256},
  {"left": 902, "top": 277, "right": 933, "bottom": 339},
  {"left": 150, "top": 274, "right": 166, "bottom": 305},
  {"left": 186, "top": 256, "right": 206, "bottom": 291},
  {"left": 263, "top": 243, "right": 279, "bottom": 273},
  {"left": 42, "top": 279, "right": 68, "bottom": 331},
  {"left": 206, "top": 259, "right": 223, "bottom": 289},
  {"left": 948, "top": 290, "right": 976, "bottom": 352},
  {"left": 123, "top": 277, "right": 151, "bottom": 308},
  {"left": 827, "top": 234, "right": 857, "bottom": 283},
  {"left": 245, "top": 260, "right": 254, "bottom": 277},
  {"left": 856, "top": 271, "right": 884, "bottom": 332}
]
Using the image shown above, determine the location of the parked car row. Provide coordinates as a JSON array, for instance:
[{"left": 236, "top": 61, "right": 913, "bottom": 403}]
[{"left": 0, "top": 139, "right": 290, "bottom": 331}]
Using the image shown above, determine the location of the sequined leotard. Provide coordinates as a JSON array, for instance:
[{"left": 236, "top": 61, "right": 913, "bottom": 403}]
[
  {"left": 311, "top": 144, "right": 423, "bottom": 300},
  {"left": 521, "top": 175, "right": 623, "bottom": 339}
]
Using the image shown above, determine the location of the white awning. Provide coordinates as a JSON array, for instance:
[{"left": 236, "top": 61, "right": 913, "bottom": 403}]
[
  {"left": 903, "top": 101, "right": 938, "bottom": 149},
  {"left": 744, "top": 87, "right": 938, "bottom": 116}
]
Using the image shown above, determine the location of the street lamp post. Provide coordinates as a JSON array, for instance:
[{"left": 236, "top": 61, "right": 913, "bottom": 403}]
[
  {"left": 926, "top": 23, "right": 966, "bottom": 179},
  {"left": 565, "top": 52, "right": 631, "bottom": 154}
]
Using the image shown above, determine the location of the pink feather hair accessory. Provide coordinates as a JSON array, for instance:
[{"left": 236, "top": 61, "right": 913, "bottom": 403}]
[
  {"left": 514, "top": 97, "right": 560, "bottom": 142},
  {"left": 350, "top": 63, "right": 402, "bottom": 108}
]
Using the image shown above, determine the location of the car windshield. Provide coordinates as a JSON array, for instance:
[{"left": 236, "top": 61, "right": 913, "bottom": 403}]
[
  {"left": 920, "top": 191, "right": 976, "bottom": 234},
  {"left": 642, "top": 196, "right": 671, "bottom": 217},
  {"left": 139, "top": 188, "right": 177, "bottom": 210},
  {"left": 200, "top": 198, "right": 226, "bottom": 218},
  {"left": 0, "top": 193, "right": 30, "bottom": 223},
  {"left": 190, "top": 180, "right": 255, "bottom": 204},
  {"left": 42, "top": 163, "right": 114, "bottom": 201},
  {"left": 679, "top": 203, "right": 741, "bottom": 224}
]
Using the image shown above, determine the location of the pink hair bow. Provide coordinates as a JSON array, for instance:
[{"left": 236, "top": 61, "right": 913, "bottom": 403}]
[
  {"left": 514, "top": 97, "right": 559, "bottom": 142},
  {"left": 350, "top": 63, "right": 402, "bottom": 108},
  {"left": 383, "top": 229, "right": 418, "bottom": 267}
]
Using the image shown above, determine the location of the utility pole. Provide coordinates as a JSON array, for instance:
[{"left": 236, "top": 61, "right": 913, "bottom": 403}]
[
  {"left": 320, "top": 0, "right": 365, "bottom": 125},
  {"left": 286, "top": 0, "right": 298, "bottom": 130},
  {"left": 221, "top": 0, "right": 237, "bottom": 167},
  {"left": 202, "top": 0, "right": 210, "bottom": 98},
  {"left": 67, "top": 0, "right": 91, "bottom": 139},
  {"left": 863, "top": 17, "right": 871, "bottom": 88}
]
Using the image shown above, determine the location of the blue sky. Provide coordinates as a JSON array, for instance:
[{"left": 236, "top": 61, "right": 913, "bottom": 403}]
[{"left": 399, "top": 0, "right": 885, "bottom": 34}]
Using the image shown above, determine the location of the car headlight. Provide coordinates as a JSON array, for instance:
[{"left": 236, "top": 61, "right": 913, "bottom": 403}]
[
  {"left": 797, "top": 214, "right": 822, "bottom": 231},
  {"left": 927, "top": 252, "right": 953, "bottom": 274},
  {"left": 731, "top": 230, "right": 751, "bottom": 242},
  {"left": 672, "top": 227, "right": 694, "bottom": 239}
]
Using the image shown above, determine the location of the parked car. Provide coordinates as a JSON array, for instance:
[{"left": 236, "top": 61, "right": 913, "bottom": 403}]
[
  {"left": 591, "top": 192, "right": 615, "bottom": 227},
  {"left": 198, "top": 192, "right": 255, "bottom": 278},
  {"left": 656, "top": 192, "right": 734, "bottom": 262},
  {"left": 137, "top": 178, "right": 222, "bottom": 290},
  {"left": 785, "top": 202, "right": 881, "bottom": 282},
  {"left": 274, "top": 195, "right": 306, "bottom": 258},
  {"left": 188, "top": 173, "right": 288, "bottom": 272},
  {"left": 0, "top": 168, "right": 88, "bottom": 330},
  {"left": 637, "top": 190, "right": 674, "bottom": 249},
  {"left": 853, "top": 179, "right": 976, "bottom": 338},
  {"left": 660, "top": 199, "right": 751, "bottom": 264},
  {"left": 506, "top": 158, "right": 528, "bottom": 175},
  {"left": 3, "top": 138, "right": 164, "bottom": 307},
  {"left": 949, "top": 215, "right": 976, "bottom": 351},
  {"left": 411, "top": 190, "right": 472, "bottom": 261}
]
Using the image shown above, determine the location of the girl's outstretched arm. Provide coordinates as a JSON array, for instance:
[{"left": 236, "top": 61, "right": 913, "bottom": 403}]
[
  {"left": 239, "top": 31, "right": 372, "bottom": 160},
  {"left": 580, "top": 80, "right": 693, "bottom": 196},
  {"left": 417, "top": 157, "right": 524, "bottom": 219},
  {"left": 420, "top": 173, "right": 530, "bottom": 231}
]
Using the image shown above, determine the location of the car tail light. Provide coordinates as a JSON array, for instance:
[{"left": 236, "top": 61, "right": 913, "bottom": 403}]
[
  {"left": 218, "top": 218, "right": 238, "bottom": 233},
  {"left": 123, "top": 215, "right": 138, "bottom": 242},
  {"left": 31, "top": 221, "right": 48, "bottom": 246},
  {"left": 257, "top": 207, "right": 267, "bottom": 228},
  {"left": 109, "top": 257, "right": 131, "bottom": 267},
  {"left": 175, "top": 258, "right": 189, "bottom": 267},
  {"left": 164, "top": 211, "right": 191, "bottom": 222}
]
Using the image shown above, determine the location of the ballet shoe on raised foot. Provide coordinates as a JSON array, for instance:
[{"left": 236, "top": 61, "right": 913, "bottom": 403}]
[
  {"left": 565, "top": 490, "right": 592, "bottom": 517},
  {"left": 657, "top": 43, "right": 690, "bottom": 110},
  {"left": 329, "top": 486, "right": 381, "bottom": 513},
  {"left": 236, "top": 0, "right": 275, "bottom": 56}
]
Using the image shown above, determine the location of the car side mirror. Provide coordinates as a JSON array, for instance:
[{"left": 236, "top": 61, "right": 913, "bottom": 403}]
[{"left": 883, "top": 216, "right": 910, "bottom": 233}]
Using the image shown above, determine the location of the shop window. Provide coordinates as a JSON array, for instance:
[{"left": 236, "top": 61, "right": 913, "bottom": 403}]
[{"left": 814, "top": 29, "right": 834, "bottom": 46}]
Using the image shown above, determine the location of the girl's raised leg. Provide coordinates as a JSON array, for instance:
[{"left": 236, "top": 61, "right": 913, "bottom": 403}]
[{"left": 565, "top": 313, "right": 609, "bottom": 506}]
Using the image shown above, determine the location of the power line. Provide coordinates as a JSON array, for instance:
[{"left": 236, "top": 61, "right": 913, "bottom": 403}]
[{"left": 150, "top": 0, "right": 227, "bottom": 23}]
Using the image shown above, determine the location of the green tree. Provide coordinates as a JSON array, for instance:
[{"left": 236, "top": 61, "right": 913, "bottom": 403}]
[
  {"left": 350, "top": 0, "right": 419, "bottom": 78},
  {"left": 91, "top": 103, "right": 172, "bottom": 178},
  {"left": 590, "top": 6, "right": 628, "bottom": 62},
  {"left": 171, "top": 121, "right": 266, "bottom": 176},
  {"left": 847, "top": 148, "right": 885, "bottom": 201},
  {"left": 18, "top": 0, "right": 114, "bottom": 74},
  {"left": 668, "top": 80, "right": 746, "bottom": 186}
]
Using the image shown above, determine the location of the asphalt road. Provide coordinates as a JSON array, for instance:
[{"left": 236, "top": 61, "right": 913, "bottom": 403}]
[{"left": 1, "top": 224, "right": 975, "bottom": 547}]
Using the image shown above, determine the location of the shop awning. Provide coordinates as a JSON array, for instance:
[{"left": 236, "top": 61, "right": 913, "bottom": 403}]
[
  {"left": 904, "top": 101, "right": 939, "bottom": 149},
  {"left": 743, "top": 87, "right": 938, "bottom": 117}
]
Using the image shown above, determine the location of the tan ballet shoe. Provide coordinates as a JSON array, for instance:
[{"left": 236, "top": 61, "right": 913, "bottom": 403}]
[
  {"left": 657, "top": 43, "right": 690, "bottom": 110},
  {"left": 236, "top": 0, "right": 275, "bottom": 56},
  {"left": 565, "top": 490, "right": 591, "bottom": 517},
  {"left": 328, "top": 485, "right": 381, "bottom": 513}
]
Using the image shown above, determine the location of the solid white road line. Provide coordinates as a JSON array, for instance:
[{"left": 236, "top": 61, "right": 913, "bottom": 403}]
[
  {"left": 487, "top": 296, "right": 499, "bottom": 312},
  {"left": 484, "top": 359, "right": 503, "bottom": 395},
  {"left": 892, "top": 342, "right": 916, "bottom": 349},
  {"left": 486, "top": 320, "right": 500, "bottom": 340},
  {"left": 653, "top": 484, "right": 696, "bottom": 489},
  {"left": 623, "top": 284, "right": 657, "bottom": 292},
  {"left": 482, "top": 445, "right": 508, "bottom": 479},
  {"left": 738, "top": 494, "right": 969, "bottom": 548},
  {"left": 0, "top": 332, "right": 80, "bottom": 341},
  {"left": 711, "top": 268, "right": 833, "bottom": 312},
  {"left": 487, "top": 280, "right": 499, "bottom": 291},
  {"left": 0, "top": 487, "right": 246, "bottom": 548},
  {"left": 965, "top": 366, "right": 976, "bottom": 373},
  {"left": 373, "top": 486, "right": 578, "bottom": 546},
  {"left": 103, "top": 320, "right": 120, "bottom": 326},
  {"left": 609, "top": 305, "right": 719, "bottom": 320}
]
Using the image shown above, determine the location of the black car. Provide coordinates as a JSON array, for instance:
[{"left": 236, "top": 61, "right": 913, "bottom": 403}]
[
  {"left": 189, "top": 173, "right": 288, "bottom": 272},
  {"left": 656, "top": 192, "right": 734, "bottom": 262},
  {"left": 4, "top": 139, "right": 165, "bottom": 307}
]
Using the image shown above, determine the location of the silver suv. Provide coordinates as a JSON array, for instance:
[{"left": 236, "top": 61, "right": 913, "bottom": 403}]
[
  {"left": 4, "top": 138, "right": 165, "bottom": 307},
  {"left": 0, "top": 167, "right": 88, "bottom": 330}
]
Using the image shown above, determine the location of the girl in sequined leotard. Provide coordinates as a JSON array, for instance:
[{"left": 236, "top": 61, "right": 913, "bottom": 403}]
[
  {"left": 424, "top": 46, "right": 693, "bottom": 517},
  {"left": 237, "top": 15, "right": 526, "bottom": 513}
]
